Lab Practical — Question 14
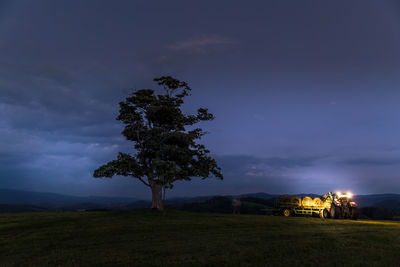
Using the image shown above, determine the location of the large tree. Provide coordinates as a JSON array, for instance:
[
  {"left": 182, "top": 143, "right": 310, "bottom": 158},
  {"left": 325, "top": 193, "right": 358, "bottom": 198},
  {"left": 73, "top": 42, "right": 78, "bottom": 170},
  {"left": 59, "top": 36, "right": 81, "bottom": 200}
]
[{"left": 93, "top": 76, "right": 223, "bottom": 210}]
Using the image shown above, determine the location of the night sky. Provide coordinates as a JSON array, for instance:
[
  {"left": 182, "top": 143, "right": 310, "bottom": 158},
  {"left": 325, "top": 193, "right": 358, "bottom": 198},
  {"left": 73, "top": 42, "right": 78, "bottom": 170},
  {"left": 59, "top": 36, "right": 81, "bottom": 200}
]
[{"left": 1, "top": 0, "right": 400, "bottom": 199}]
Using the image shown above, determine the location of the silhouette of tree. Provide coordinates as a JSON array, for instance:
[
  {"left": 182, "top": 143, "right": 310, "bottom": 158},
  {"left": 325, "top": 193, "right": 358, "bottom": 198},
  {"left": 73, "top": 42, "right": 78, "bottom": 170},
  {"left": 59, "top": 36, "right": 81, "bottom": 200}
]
[{"left": 93, "top": 76, "right": 222, "bottom": 210}]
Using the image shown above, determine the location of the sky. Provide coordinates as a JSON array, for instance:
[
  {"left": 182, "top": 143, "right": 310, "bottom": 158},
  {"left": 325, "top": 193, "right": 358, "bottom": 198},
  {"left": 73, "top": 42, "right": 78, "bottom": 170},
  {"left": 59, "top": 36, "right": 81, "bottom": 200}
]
[{"left": 1, "top": 0, "right": 400, "bottom": 199}]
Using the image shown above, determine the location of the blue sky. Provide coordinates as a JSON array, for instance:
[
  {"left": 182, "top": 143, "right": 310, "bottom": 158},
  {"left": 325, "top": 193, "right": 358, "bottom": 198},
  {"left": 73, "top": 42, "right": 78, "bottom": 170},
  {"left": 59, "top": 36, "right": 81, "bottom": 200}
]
[{"left": 1, "top": 0, "right": 400, "bottom": 199}]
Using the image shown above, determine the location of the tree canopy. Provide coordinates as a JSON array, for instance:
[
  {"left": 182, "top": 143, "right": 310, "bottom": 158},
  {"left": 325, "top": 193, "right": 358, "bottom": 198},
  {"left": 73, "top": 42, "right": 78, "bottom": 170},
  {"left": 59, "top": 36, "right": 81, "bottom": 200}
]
[{"left": 93, "top": 76, "right": 223, "bottom": 210}]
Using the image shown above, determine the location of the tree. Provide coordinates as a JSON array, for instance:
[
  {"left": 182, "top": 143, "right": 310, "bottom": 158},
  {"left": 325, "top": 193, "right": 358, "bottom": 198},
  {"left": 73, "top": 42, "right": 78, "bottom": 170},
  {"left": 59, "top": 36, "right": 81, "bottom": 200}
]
[{"left": 93, "top": 76, "right": 223, "bottom": 211}]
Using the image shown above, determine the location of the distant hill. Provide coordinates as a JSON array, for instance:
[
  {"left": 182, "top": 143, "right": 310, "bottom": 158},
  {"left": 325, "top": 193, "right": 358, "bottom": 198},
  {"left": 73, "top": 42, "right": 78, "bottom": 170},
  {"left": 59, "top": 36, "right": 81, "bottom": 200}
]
[
  {"left": 2, "top": 188, "right": 400, "bottom": 215},
  {"left": 373, "top": 199, "right": 400, "bottom": 211},
  {"left": 353, "top": 194, "right": 400, "bottom": 208},
  {"left": 0, "top": 204, "right": 50, "bottom": 213},
  {"left": 0, "top": 188, "right": 140, "bottom": 209},
  {"left": 235, "top": 192, "right": 279, "bottom": 199}
]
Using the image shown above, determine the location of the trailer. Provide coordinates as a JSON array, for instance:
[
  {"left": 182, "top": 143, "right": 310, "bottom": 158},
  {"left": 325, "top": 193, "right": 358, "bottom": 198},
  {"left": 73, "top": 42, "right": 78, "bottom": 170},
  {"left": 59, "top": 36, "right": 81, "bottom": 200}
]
[{"left": 274, "top": 192, "right": 358, "bottom": 219}]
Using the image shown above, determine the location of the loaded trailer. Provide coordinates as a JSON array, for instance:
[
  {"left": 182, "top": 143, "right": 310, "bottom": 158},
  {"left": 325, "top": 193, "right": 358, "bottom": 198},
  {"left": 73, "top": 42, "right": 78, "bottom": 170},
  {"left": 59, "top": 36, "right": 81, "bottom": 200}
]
[{"left": 274, "top": 192, "right": 358, "bottom": 220}]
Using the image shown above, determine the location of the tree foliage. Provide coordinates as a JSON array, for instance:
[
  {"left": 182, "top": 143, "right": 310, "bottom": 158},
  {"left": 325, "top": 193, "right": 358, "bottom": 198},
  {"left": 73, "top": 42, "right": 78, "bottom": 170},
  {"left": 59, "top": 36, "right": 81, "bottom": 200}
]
[{"left": 93, "top": 76, "right": 223, "bottom": 209}]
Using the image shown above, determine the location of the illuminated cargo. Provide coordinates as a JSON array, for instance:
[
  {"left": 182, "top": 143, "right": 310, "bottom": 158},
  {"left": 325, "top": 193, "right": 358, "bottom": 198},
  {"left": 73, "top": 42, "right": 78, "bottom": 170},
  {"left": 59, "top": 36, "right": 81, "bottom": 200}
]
[{"left": 275, "top": 192, "right": 358, "bottom": 219}]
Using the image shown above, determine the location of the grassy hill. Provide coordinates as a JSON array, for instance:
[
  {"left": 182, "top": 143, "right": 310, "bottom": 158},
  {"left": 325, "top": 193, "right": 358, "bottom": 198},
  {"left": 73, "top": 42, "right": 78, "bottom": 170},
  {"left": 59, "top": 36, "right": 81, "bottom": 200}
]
[{"left": 1, "top": 211, "right": 400, "bottom": 266}]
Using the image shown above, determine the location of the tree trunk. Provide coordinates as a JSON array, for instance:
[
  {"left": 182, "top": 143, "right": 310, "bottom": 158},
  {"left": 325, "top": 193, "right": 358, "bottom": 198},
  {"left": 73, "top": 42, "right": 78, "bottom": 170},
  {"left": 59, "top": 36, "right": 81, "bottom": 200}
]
[{"left": 150, "top": 182, "right": 164, "bottom": 211}]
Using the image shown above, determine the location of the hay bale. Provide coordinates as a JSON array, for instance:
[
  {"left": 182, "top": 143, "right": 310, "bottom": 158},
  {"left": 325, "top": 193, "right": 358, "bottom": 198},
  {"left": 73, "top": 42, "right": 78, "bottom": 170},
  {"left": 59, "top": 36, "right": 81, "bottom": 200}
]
[
  {"left": 302, "top": 196, "right": 313, "bottom": 207},
  {"left": 313, "top": 197, "right": 323, "bottom": 207},
  {"left": 291, "top": 196, "right": 302, "bottom": 207}
]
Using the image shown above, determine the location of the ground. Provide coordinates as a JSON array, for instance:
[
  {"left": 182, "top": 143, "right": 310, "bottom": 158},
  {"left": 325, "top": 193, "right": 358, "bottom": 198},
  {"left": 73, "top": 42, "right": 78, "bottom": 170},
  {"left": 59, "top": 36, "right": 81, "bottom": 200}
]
[{"left": 1, "top": 210, "right": 400, "bottom": 266}]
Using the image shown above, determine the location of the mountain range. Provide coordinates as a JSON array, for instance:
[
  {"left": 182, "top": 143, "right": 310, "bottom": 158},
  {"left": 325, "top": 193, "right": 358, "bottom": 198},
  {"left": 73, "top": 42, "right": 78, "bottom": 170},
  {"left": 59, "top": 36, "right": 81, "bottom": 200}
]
[{"left": 1, "top": 188, "right": 400, "bottom": 213}]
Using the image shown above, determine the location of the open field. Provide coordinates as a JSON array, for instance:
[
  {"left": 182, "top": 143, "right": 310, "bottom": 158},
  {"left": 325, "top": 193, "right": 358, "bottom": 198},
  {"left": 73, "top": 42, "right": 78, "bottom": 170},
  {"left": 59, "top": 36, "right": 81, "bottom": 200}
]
[{"left": 1, "top": 211, "right": 400, "bottom": 266}]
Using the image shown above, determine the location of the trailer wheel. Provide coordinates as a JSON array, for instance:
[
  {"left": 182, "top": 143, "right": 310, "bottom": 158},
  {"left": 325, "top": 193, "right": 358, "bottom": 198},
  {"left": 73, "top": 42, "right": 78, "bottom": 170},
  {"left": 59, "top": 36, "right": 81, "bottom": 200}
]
[{"left": 283, "top": 209, "right": 291, "bottom": 217}]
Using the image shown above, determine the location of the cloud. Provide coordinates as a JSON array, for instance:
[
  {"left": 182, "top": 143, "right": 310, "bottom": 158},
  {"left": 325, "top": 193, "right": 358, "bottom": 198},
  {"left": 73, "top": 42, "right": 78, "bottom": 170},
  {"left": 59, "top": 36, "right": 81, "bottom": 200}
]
[
  {"left": 166, "top": 155, "right": 324, "bottom": 197},
  {"left": 0, "top": 59, "right": 139, "bottom": 196},
  {"left": 215, "top": 155, "right": 318, "bottom": 173},
  {"left": 168, "top": 36, "right": 233, "bottom": 54},
  {"left": 214, "top": 154, "right": 319, "bottom": 187},
  {"left": 149, "top": 35, "right": 234, "bottom": 82},
  {"left": 343, "top": 158, "right": 400, "bottom": 166}
]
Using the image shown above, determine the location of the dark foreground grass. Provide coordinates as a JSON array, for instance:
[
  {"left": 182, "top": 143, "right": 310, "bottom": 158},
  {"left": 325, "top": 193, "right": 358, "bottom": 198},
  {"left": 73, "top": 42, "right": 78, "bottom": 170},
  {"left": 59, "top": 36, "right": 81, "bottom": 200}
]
[{"left": 1, "top": 210, "right": 400, "bottom": 266}]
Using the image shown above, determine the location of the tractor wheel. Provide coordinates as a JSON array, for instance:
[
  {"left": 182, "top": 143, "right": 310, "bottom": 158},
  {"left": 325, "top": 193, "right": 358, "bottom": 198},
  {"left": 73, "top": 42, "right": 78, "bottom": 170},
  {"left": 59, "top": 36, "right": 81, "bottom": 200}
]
[
  {"left": 330, "top": 204, "right": 340, "bottom": 219},
  {"left": 351, "top": 207, "right": 359, "bottom": 220},
  {"left": 330, "top": 204, "right": 335, "bottom": 218},
  {"left": 335, "top": 206, "right": 341, "bottom": 219},
  {"left": 283, "top": 209, "right": 291, "bottom": 217}
]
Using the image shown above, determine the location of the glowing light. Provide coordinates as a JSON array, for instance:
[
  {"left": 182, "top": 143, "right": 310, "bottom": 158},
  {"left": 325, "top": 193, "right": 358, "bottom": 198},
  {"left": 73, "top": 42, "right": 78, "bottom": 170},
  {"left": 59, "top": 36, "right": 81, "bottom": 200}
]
[{"left": 336, "top": 191, "right": 353, "bottom": 198}]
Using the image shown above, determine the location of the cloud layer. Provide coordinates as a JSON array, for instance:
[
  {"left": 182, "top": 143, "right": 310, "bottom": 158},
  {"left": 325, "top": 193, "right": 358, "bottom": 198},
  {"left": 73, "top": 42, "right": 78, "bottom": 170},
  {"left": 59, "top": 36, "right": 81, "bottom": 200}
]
[
  {"left": 1, "top": 1, "right": 400, "bottom": 198},
  {"left": 168, "top": 36, "right": 233, "bottom": 54}
]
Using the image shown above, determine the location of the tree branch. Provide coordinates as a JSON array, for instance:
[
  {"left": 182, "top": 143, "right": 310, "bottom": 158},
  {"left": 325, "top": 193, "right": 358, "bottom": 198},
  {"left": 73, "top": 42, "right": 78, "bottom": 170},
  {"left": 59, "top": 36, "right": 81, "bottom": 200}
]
[{"left": 138, "top": 177, "right": 150, "bottom": 187}]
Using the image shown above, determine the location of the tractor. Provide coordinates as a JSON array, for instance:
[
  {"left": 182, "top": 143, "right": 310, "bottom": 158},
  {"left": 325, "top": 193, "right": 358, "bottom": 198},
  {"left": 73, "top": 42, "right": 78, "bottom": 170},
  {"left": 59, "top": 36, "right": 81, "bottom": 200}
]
[
  {"left": 326, "top": 192, "right": 358, "bottom": 220},
  {"left": 275, "top": 192, "right": 358, "bottom": 220}
]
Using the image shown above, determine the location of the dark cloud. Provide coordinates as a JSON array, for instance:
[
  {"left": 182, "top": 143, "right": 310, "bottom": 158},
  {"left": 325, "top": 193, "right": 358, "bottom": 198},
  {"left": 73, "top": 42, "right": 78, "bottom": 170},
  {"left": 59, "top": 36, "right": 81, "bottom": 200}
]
[
  {"left": 1, "top": 0, "right": 400, "bottom": 197},
  {"left": 167, "top": 35, "right": 233, "bottom": 55},
  {"left": 344, "top": 158, "right": 400, "bottom": 166},
  {"left": 168, "top": 155, "right": 318, "bottom": 197},
  {"left": 214, "top": 155, "right": 318, "bottom": 176}
]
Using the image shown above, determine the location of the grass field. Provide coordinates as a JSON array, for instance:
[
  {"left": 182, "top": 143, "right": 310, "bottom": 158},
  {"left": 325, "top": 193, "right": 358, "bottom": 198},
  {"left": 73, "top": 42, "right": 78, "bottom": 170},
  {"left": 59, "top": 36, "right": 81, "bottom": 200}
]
[{"left": 1, "top": 210, "right": 400, "bottom": 266}]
